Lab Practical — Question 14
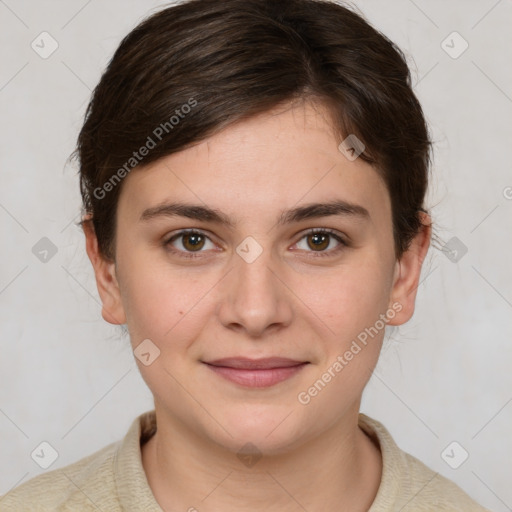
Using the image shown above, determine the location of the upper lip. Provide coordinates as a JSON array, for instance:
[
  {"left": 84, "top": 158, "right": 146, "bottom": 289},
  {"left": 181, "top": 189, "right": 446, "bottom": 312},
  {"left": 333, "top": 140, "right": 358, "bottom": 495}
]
[{"left": 203, "top": 357, "right": 308, "bottom": 370}]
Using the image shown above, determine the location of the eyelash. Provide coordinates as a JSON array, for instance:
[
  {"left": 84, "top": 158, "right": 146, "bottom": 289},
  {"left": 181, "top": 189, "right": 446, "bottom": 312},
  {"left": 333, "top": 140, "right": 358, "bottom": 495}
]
[{"left": 163, "top": 228, "right": 348, "bottom": 259}]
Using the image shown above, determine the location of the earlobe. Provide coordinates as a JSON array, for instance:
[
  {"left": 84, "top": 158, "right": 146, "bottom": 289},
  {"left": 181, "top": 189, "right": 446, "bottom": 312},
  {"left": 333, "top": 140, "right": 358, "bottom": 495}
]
[
  {"left": 82, "top": 217, "right": 127, "bottom": 326},
  {"left": 387, "top": 212, "right": 432, "bottom": 326}
]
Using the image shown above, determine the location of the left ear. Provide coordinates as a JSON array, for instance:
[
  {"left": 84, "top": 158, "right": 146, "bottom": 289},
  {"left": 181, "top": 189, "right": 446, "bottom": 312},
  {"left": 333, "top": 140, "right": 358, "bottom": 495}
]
[{"left": 387, "top": 211, "right": 432, "bottom": 326}]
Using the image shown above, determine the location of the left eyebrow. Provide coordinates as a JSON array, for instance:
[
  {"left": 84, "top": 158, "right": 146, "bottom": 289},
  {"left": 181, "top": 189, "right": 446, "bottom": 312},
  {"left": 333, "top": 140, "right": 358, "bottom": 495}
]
[
  {"left": 276, "top": 199, "right": 370, "bottom": 226},
  {"left": 139, "top": 199, "right": 370, "bottom": 227}
]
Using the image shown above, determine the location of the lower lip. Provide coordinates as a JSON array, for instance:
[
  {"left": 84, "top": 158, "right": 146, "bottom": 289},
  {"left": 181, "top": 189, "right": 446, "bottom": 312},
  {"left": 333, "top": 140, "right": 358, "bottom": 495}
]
[{"left": 204, "top": 363, "right": 308, "bottom": 388}]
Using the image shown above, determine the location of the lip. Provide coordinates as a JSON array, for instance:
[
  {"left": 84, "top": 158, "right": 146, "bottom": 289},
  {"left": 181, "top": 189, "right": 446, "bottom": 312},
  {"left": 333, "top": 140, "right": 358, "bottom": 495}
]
[
  {"left": 202, "top": 357, "right": 309, "bottom": 388},
  {"left": 204, "top": 357, "right": 307, "bottom": 369}
]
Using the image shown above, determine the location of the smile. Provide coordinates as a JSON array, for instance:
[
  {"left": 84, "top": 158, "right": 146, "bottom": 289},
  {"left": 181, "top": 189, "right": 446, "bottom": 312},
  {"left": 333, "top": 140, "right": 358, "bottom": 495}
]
[{"left": 202, "top": 358, "right": 309, "bottom": 388}]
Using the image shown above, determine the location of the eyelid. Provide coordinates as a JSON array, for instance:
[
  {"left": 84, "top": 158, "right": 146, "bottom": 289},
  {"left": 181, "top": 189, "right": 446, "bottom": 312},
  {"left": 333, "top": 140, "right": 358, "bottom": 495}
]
[{"left": 298, "top": 227, "right": 348, "bottom": 244}]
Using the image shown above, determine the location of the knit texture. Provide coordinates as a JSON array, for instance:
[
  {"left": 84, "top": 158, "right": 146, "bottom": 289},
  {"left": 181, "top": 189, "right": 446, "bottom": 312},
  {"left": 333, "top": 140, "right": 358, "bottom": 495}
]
[{"left": 0, "top": 411, "right": 490, "bottom": 511}]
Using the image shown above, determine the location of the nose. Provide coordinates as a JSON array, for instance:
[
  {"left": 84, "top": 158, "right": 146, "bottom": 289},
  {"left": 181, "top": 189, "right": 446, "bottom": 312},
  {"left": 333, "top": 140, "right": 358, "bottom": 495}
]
[{"left": 216, "top": 241, "right": 294, "bottom": 338}]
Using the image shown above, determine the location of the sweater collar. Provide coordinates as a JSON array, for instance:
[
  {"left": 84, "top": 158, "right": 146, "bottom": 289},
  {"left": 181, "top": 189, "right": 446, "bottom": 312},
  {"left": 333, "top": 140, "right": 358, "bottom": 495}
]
[
  {"left": 114, "top": 409, "right": 162, "bottom": 511},
  {"left": 113, "top": 410, "right": 397, "bottom": 511}
]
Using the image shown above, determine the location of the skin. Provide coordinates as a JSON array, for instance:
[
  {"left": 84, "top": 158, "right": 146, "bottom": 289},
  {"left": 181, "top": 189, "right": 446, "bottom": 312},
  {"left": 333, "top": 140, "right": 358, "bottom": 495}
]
[{"left": 84, "top": 99, "right": 431, "bottom": 512}]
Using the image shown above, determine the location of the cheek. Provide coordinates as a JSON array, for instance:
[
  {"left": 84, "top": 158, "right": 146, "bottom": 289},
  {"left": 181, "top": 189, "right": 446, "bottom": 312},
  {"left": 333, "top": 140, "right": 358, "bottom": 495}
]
[
  {"left": 294, "top": 263, "right": 391, "bottom": 413},
  {"left": 297, "top": 255, "right": 393, "bottom": 336},
  {"left": 297, "top": 256, "right": 393, "bottom": 398},
  {"left": 117, "top": 252, "right": 215, "bottom": 346}
]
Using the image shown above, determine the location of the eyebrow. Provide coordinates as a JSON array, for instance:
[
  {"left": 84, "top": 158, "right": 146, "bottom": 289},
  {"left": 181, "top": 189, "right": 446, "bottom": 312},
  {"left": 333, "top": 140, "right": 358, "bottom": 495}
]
[{"left": 139, "top": 199, "right": 370, "bottom": 227}]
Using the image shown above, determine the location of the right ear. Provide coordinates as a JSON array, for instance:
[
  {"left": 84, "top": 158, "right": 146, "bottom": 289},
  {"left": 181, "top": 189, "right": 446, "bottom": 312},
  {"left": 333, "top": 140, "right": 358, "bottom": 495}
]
[{"left": 82, "top": 216, "right": 127, "bottom": 325}]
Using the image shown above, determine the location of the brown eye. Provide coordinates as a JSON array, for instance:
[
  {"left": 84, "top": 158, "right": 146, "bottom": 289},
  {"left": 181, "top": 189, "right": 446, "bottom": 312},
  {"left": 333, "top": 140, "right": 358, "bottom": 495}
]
[
  {"left": 294, "top": 229, "right": 347, "bottom": 257},
  {"left": 165, "top": 229, "right": 215, "bottom": 258},
  {"left": 307, "top": 232, "right": 330, "bottom": 251},
  {"left": 181, "top": 232, "right": 206, "bottom": 251}
]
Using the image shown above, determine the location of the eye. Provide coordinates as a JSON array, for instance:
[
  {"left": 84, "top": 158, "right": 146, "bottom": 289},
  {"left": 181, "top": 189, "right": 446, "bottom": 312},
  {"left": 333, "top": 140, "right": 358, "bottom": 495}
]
[
  {"left": 293, "top": 228, "right": 348, "bottom": 257},
  {"left": 164, "top": 227, "right": 348, "bottom": 260},
  {"left": 164, "top": 229, "right": 216, "bottom": 258}
]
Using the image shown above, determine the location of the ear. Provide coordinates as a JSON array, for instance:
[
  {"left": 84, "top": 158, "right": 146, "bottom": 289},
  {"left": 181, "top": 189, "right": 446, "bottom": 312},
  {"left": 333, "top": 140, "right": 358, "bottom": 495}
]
[
  {"left": 387, "top": 211, "right": 432, "bottom": 326},
  {"left": 82, "top": 217, "right": 127, "bottom": 325}
]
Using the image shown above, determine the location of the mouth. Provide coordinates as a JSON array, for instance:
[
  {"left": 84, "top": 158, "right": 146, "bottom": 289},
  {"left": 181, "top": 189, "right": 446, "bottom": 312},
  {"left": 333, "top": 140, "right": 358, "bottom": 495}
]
[{"left": 202, "top": 357, "right": 310, "bottom": 388}]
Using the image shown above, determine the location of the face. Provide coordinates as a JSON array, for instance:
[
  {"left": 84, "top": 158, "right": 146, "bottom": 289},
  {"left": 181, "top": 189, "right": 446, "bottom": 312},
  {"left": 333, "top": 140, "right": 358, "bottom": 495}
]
[{"left": 86, "top": 100, "right": 430, "bottom": 455}]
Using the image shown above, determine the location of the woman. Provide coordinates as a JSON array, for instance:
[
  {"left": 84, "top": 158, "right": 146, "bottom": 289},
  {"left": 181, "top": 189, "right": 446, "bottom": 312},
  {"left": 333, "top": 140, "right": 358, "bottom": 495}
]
[{"left": 1, "top": 0, "right": 491, "bottom": 510}]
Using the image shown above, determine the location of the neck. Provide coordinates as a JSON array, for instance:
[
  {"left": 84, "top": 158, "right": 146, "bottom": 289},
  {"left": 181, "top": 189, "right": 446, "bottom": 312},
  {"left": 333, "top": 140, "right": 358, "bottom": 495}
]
[{"left": 141, "top": 406, "right": 382, "bottom": 512}]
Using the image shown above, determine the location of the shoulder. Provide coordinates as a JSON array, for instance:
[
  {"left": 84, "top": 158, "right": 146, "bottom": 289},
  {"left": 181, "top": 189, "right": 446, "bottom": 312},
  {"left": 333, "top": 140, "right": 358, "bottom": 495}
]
[
  {"left": 398, "top": 450, "right": 489, "bottom": 511},
  {"left": 0, "top": 410, "right": 159, "bottom": 512},
  {"left": 0, "top": 440, "right": 121, "bottom": 511},
  {"left": 359, "top": 413, "right": 491, "bottom": 512}
]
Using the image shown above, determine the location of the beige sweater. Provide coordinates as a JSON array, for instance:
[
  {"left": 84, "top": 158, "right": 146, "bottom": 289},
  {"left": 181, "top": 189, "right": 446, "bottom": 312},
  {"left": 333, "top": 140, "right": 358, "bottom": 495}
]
[{"left": 0, "top": 411, "right": 490, "bottom": 511}]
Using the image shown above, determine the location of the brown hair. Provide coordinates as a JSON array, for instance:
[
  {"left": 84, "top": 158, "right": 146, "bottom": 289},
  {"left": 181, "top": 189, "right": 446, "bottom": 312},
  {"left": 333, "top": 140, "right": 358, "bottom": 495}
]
[{"left": 75, "top": 0, "right": 432, "bottom": 261}]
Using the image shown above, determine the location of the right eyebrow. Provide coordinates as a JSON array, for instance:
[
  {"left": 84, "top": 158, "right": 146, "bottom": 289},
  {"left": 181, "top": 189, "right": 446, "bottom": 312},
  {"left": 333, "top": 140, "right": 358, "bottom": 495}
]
[{"left": 140, "top": 202, "right": 236, "bottom": 228}]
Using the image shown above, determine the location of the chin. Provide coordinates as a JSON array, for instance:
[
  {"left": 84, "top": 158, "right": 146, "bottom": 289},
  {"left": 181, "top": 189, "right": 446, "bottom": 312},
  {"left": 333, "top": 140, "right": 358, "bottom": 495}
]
[{"left": 204, "top": 406, "right": 312, "bottom": 457}]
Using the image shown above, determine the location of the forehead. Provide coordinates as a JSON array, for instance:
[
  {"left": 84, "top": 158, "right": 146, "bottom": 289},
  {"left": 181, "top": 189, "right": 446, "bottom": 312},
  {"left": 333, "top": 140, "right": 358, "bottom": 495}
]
[{"left": 117, "top": 101, "right": 391, "bottom": 229}]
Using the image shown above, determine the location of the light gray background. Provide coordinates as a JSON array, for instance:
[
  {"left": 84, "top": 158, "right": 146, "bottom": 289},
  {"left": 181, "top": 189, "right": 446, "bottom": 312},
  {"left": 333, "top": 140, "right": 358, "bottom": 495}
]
[{"left": 1, "top": 0, "right": 511, "bottom": 510}]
